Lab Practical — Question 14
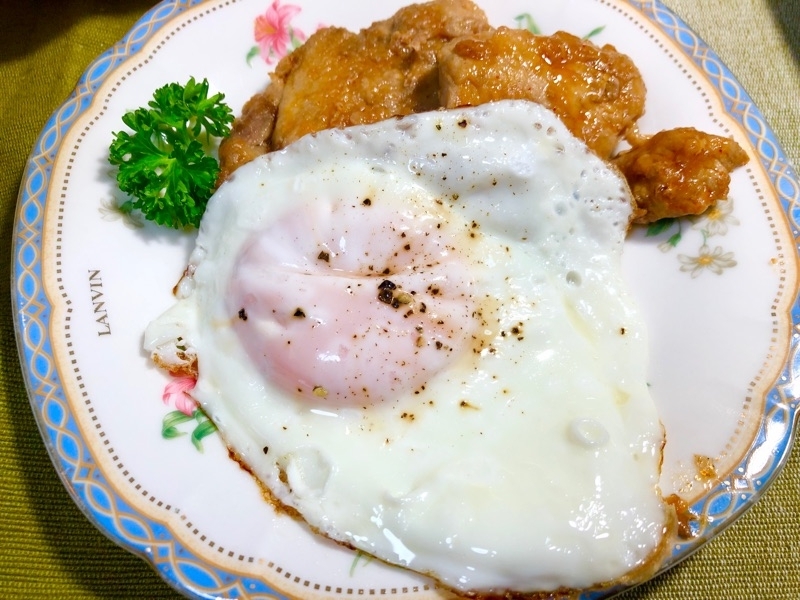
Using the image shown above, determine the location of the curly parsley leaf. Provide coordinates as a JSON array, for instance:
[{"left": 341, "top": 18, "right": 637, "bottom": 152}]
[{"left": 108, "top": 77, "right": 234, "bottom": 229}]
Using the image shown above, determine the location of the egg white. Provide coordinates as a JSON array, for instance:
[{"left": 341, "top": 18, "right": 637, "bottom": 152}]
[{"left": 145, "top": 100, "right": 667, "bottom": 595}]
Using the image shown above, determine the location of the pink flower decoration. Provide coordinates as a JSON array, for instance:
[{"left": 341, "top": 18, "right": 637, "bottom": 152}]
[
  {"left": 255, "top": 1, "right": 305, "bottom": 63},
  {"left": 163, "top": 376, "right": 198, "bottom": 417}
]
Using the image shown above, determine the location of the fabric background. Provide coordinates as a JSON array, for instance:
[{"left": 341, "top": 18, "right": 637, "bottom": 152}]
[{"left": 1, "top": 0, "right": 798, "bottom": 597}]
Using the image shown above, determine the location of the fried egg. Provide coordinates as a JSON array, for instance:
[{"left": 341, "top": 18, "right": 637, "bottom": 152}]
[{"left": 144, "top": 100, "right": 668, "bottom": 595}]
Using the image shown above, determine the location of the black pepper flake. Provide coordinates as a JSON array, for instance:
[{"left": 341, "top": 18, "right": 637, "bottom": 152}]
[
  {"left": 238, "top": 308, "right": 248, "bottom": 321},
  {"left": 458, "top": 119, "right": 468, "bottom": 128},
  {"left": 362, "top": 198, "right": 372, "bottom": 206},
  {"left": 377, "top": 279, "right": 415, "bottom": 310},
  {"left": 293, "top": 308, "right": 306, "bottom": 318},
  {"left": 620, "top": 327, "right": 626, "bottom": 335},
  {"left": 262, "top": 446, "right": 269, "bottom": 455},
  {"left": 317, "top": 250, "right": 330, "bottom": 262}
]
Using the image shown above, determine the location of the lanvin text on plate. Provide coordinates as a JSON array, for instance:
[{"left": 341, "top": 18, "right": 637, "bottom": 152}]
[{"left": 88, "top": 270, "right": 111, "bottom": 336}]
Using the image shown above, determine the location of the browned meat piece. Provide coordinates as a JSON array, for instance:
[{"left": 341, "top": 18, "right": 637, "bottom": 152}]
[
  {"left": 612, "top": 127, "right": 749, "bottom": 224},
  {"left": 215, "top": 75, "right": 285, "bottom": 187},
  {"left": 273, "top": 0, "right": 490, "bottom": 146},
  {"left": 436, "top": 27, "right": 646, "bottom": 159},
  {"left": 217, "top": 0, "right": 491, "bottom": 183}
]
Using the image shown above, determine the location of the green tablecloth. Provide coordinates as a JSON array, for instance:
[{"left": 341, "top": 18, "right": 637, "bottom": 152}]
[{"left": 1, "top": 0, "right": 798, "bottom": 597}]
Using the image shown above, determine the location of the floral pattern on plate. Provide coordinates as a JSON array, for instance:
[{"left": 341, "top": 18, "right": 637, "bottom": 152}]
[
  {"left": 248, "top": 0, "right": 309, "bottom": 65},
  {"left": 648, "top": 198, "right": 740, "bottom": 277}
]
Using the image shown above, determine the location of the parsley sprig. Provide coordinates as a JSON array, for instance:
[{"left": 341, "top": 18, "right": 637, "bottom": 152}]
[{"left": 108, "top": 77, "right": 234, "bottom": 229}]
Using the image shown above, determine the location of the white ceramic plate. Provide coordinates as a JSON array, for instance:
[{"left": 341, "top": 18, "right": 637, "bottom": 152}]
[{"left": 13, "top": 0, "right": 800, "bottom": 598}]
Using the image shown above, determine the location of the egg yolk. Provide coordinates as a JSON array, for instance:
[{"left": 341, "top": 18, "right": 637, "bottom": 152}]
[{"left": 227, "top": 197, "right": 477, "bottom": 406}]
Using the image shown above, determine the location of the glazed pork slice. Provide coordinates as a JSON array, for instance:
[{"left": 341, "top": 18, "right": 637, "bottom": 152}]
[
  {"left": 217, "top": 0, "right": 491, "bottom": 184},
  {"left": 214, "top": 75, "right": 286, "bottom": 187},
  {"left": 612, "top": 127, "right": 750, "bottom": 224},
  {"left": 271, "top": 0, "right": 492, "bottom": 147},
  {"left": 436, "top": 27, "right": 646, "bottom": 159}
]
